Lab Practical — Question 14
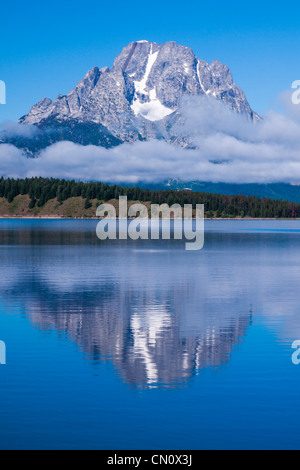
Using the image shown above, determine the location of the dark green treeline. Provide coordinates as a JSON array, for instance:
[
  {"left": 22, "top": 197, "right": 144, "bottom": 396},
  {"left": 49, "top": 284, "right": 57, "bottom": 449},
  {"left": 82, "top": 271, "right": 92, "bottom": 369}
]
[{"left": 1, "top": 176, "right": 300, "bottom": 218}]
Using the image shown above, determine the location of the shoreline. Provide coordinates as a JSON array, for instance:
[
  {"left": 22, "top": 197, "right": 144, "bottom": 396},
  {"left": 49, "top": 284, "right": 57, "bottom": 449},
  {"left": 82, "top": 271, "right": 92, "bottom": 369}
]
[{"left": 1, "top": 216, "right": 300, "bottom": 221}]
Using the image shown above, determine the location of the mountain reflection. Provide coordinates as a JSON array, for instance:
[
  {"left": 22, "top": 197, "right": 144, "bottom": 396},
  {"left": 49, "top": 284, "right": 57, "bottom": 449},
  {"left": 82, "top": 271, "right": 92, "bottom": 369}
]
[
  {"left": 2, "top": 222, "right": 300, "bottom": 388},
  {"left": 4, "top": 269, "right": 251, "bottom": 388},
  {"left": 0, "top": 222, "right": 258, "bottom": 388}
]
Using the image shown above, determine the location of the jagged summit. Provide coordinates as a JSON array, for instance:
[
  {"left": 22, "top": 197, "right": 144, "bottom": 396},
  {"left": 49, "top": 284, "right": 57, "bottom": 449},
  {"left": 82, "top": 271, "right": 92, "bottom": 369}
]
[{"left": 13, "top": 40, "right": 259, "bottom": 153}]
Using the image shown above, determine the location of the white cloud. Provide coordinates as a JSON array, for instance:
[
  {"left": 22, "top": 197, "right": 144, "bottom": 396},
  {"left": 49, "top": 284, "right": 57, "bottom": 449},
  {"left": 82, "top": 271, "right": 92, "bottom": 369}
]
[
  {"left": 0, "top": 121, "right": 40, "bottom": 138},
  {"left": 1, "top": 94, "right": 300, "bottom": 184}
]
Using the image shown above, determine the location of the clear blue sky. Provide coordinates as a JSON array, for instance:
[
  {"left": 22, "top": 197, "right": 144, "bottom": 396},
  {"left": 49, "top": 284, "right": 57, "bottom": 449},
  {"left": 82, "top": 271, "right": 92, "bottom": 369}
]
[{"left": 0, "top": 0, "right": 299, "bottom": 122}]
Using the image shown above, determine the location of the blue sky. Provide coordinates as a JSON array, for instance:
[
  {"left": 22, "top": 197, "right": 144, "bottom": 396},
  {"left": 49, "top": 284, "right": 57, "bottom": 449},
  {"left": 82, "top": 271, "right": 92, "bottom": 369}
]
[{"left": 0, "top": 0, "right": 299, "bottom": 122}]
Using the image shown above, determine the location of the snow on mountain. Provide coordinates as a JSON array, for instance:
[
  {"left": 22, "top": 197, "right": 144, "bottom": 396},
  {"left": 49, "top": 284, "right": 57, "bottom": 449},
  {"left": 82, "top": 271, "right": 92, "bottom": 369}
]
[
  {"left": 131, "top": 44, "right": 174, "bottom": 121},
  {"left": 12, "top": 40, "right": 260, "bottom": 153}
]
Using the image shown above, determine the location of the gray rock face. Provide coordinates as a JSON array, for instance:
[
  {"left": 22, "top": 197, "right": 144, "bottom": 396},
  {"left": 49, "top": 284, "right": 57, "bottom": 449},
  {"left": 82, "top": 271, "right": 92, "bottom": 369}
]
[{"left": 19, "top": 40, "right": 260, "bottom": 149}]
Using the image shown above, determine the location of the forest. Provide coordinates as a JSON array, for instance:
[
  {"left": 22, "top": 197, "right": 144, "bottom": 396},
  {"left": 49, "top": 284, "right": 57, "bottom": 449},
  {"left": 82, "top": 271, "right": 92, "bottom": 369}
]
[{"left": 0, "top": 176, "right": 300, "bottom": 218}]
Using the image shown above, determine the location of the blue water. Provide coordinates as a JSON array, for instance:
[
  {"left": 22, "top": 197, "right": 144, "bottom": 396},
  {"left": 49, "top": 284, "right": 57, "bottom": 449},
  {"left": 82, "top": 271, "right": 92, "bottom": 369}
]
[{"left": 0, "top": 219, "right": 300, "bottom": 449}]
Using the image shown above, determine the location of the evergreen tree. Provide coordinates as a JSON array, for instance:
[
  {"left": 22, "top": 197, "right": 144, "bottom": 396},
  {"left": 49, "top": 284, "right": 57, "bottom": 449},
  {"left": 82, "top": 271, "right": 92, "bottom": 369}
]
[{"left": 85, "top": 198, "right": 92, "bottom": 209}]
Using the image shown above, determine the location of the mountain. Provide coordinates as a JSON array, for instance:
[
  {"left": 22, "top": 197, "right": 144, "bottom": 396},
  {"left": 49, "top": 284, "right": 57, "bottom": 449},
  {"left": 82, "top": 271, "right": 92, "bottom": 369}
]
[
  {"left": 1, "top": 40, "right": 259, "bottom": 154},
  {"left": 138, "top": 180, "right": 300, "bottom": 203}
]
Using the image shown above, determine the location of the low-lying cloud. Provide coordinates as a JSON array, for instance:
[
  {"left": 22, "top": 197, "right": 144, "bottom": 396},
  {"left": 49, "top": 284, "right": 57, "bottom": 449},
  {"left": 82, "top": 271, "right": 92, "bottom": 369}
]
[
  {"left": 0, "top": 121, "right": 40, "bottom": 138},
  {"left": 1, "top": 92, "right": 300, "bottom": 184}
]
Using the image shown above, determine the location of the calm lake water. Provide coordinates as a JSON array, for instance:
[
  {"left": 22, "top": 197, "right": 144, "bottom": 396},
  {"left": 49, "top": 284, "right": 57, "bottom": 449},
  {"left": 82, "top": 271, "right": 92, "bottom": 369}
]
[{"left": 0, "top": 219, "right": 300, "bottom": 449}]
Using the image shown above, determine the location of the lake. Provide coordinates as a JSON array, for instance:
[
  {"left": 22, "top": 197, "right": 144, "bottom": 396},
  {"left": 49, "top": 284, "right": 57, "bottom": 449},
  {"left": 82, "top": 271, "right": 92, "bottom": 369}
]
[{"left": 0, "top": 219, "right": 300, "bottom": 449}]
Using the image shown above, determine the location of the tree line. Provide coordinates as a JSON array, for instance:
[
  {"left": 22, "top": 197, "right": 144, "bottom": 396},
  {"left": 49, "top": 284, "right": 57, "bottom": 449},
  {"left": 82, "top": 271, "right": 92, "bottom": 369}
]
[{"left": 0, "top": 176, "right": 300, "bottom": 218}]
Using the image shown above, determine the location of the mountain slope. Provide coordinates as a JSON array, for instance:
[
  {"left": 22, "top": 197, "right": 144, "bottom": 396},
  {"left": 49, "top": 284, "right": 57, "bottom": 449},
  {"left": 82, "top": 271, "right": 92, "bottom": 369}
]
[{"left": 7, "top": 40, "right": 259, "bottom": 153}]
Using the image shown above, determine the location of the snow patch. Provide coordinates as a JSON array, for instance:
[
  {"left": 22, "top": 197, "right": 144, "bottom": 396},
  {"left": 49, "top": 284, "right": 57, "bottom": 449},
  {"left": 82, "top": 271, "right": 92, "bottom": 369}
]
[
  {"left": 133, "top": 47, "right": 158, "bottom": 95},
  {"left": 132, "top": 87, "right": 174, "bottom": 121},
  {"left": 197, "top": 60, "right": 211, "bottom": 96},
  {"left": 131, "top": 45, "right": 174, "bottom": 121}
]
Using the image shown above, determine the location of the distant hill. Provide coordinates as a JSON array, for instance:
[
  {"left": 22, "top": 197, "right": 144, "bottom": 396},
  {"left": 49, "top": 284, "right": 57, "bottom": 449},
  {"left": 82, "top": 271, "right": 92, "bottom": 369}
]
[{"left": 131, "top": 181, "right": 300, "bottom": 204}]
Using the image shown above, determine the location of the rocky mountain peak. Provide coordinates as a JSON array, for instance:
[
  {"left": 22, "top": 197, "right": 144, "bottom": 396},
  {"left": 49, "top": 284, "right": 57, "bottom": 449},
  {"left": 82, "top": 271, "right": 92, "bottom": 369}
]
[{"left": 15, "top": 40, "right": 260, "bottom": 152}]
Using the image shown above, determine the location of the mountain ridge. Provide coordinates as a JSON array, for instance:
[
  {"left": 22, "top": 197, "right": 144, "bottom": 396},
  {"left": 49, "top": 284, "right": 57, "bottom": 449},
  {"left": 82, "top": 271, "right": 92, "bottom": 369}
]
[{"left": 2, "top": 40, "right": 260, "bottom": 154}]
